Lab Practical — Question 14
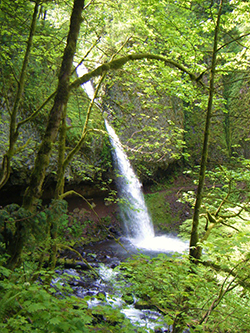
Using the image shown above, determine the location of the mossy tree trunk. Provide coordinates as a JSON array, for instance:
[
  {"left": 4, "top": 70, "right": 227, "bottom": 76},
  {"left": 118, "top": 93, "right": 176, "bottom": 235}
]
[
  {"left": 22, "top": 0, "right": 85, "bottom": 211},
  {"left": 0, "top": 1, "right": 39, "bottom": 190},
  {"left": 222, "top": 75, "right": 232, "bottom": 158},
  {"left": 48, "top": 107, "right": 67, "bottom": 269},
  {"left": 54, "top": 73, "right": 106, "bottom": 199},
  {"left": 189, "top": 0, "right": 223, "bottom": 262}
]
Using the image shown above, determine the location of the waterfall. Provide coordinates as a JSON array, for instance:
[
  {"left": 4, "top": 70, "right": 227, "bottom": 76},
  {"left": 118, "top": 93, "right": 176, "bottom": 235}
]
[
  {"left": 105, "top": 120, "right": 155, "bottom": 240},
  {"left": 76, "top": 63, "right": 188, "bottom": 253},
  {"left": 105, "top": 120, "right": 187, "bottom": 253}
]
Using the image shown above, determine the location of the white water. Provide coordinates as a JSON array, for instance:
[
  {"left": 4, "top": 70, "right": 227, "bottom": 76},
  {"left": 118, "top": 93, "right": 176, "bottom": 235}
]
[
  {"left": 105, "top": 120, "right": 188, "bottom": 254},
  {"left": 132, "top": 235, "right": 188, "bottom": 253},
  {"left": 105, "top": 120, "right": 155, "bottom": 240},
  {"left": 75, "top": 63, "right": 95, "bottom": 99}
]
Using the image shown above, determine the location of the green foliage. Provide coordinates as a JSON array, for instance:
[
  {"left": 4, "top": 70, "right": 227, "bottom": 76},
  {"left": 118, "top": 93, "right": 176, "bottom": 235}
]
[
  {"left": 104, "top": 62, "right": 188, "bottom": 180},
  {"left": 119, "top": 254, "right": 250, "bottom": 332},
  {"left": 1, "top": 251, "right": 250, "bottom": 333},
  {"left": 0, "top": 200, "right": 70, "bottom": 261},
  {"left": 180, "top": 161, "right": 250, "bottom": 264},
  {"left": 0, "top": 203, "right": 48, "bottom": 254},
  {"left": 1, "top": 0, "right": 250, "bottom": 188},
  {"left": 1, "top": 1, "right": 250, "bottom": 330},
  {"left": 66, "top": 89, "right": 99, "bottom": 145},
  {"left": 0, "top": 263, "right": 135, "bottom": 333}
]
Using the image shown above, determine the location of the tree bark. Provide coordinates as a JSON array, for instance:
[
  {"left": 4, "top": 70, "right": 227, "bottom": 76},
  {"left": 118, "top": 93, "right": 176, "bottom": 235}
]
[
  {"left": 189, "top": 0, "right": 224, "bottom": 262},
  {"left": 69, "top": 53, "right": 205, "bottom": 91}
]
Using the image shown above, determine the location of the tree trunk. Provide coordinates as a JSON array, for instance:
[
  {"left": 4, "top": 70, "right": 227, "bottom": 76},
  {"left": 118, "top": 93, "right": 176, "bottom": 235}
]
[
  {"left": 54, "top": 107, "right": 67, "bottom": 199},
  {"left": 189, "top": 0, "right": 224, "bottom": 262},
  {"left": 49, "top": 107, "right": 67, "bottom": 269},
  {"left": 0, "top": 1, "right": 39, "bottom": 189}
]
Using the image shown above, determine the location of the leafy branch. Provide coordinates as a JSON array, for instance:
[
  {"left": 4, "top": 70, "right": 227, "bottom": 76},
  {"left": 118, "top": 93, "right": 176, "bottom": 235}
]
[{"left": 201, "top": 258, "right": 250, "bottom": 290}]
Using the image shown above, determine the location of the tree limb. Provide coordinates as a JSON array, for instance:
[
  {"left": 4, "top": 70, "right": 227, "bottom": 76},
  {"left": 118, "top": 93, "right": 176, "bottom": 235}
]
[
  {"left": 69, "top": 53, "right": 206, "bottom": 91},
  {"left": 199, "top": 259, "right": 250, "bottom": 326}
]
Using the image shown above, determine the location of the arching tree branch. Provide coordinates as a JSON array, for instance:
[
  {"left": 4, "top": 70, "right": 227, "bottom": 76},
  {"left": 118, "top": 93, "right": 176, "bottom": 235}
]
[{"left": 69, "top": 53, "right": 206, "bottom": 91}]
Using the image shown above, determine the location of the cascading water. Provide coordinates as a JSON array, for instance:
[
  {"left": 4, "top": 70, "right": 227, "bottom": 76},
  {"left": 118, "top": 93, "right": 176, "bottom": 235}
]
[
  {"left": 105, "top": 120, "right": 188, "bottom": 253},
  {"left": 105, "top": 120, "right": 154, "bottom": 240}
]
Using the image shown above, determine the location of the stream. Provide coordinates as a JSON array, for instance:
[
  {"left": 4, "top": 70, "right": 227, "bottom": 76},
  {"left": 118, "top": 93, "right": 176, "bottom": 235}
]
[{"left": 54, "top": 236, "right": 189, "bottom": 332}]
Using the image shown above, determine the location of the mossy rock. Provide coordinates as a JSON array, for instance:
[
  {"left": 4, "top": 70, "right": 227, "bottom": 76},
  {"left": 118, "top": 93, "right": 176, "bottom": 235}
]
[{"left": 145, "top": 192, "right": 173, "bottom": 233}]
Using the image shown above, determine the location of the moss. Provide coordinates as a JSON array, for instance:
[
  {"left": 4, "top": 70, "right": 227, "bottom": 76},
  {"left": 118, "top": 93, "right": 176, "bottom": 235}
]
[{"left": 145, "top": 192, "right": 173, "bottom": 233}]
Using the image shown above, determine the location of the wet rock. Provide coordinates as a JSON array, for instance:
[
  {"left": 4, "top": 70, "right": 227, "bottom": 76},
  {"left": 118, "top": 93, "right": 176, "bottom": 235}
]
[
  {"left": 63, "top": 261, "right": 90, "bottom": 270},
  {"left": 109, "top": 260, "right": 120, "bottom": 269}
]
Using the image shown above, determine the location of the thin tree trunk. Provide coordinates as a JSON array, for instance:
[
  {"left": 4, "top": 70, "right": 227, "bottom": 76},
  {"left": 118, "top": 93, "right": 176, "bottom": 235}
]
[
  {"left": 48, "top": 107, "right": 67, "bottom": 269},
  {"left": 0, "top": 1, "right": 39, "bottom": 189},
  {"left": 54, "top": 107, "right": 68, "bottom": 199},
  {"left": 189, "top": 0, "right": 224, "bottom": 262}
]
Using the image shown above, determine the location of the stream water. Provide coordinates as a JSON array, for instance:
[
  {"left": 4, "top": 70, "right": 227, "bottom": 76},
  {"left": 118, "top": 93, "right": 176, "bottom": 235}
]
[
  {"left": 54, "top": 250, "right": 190, "bottom": 332},
  {"left": 54, "top": 264, "right": 170, "bottom": 332}
]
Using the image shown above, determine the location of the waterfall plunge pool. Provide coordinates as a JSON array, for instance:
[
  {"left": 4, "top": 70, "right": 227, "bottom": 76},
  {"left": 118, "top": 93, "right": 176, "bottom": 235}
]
[{"left": 130, "top": 234, "right": 188, "bottom": 254}]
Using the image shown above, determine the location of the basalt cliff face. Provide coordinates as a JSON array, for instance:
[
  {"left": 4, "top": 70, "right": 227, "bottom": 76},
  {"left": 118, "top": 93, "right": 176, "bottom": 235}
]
[{"left": 102, "top": 70, "right": 185, "bottom": 183}]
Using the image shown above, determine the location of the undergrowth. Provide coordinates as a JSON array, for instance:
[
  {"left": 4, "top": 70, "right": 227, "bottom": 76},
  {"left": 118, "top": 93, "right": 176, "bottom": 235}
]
[
  {"left": 0, "top": 258, "right": 136, "bottom": 333},
  {"left": 119, "top": 254, "right": 250, "bottom": 332}
]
